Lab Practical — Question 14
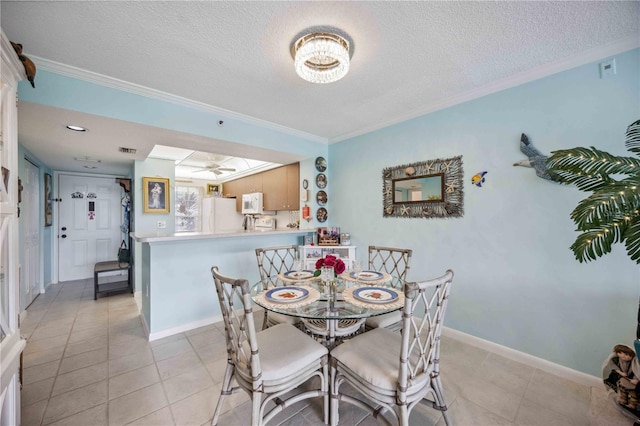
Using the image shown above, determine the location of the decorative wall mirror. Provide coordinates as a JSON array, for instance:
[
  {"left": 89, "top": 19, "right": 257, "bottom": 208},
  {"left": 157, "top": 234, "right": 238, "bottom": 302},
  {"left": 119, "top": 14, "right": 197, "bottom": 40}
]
[{"left": 382, "top": 155, "right": 463, "bottom": 218}]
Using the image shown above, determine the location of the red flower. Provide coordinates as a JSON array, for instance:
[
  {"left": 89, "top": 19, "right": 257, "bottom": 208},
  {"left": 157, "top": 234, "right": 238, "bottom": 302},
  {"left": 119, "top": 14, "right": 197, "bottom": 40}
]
[{"left": 315, "top": 255, "right": 346, "bottom": 275}]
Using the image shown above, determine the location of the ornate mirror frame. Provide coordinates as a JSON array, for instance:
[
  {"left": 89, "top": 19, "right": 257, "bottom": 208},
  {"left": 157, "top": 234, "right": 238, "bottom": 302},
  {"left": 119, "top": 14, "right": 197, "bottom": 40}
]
[{"left": 382, "top": 155, "right": 464, "bottom": 218}]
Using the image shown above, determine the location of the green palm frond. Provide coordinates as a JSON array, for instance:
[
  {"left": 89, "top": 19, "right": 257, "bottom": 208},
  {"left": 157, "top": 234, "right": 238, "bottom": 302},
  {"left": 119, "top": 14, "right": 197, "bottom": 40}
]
[
  {"left": 546, "top": 118, "right": 640, "bottom": 264},
  {"left": 625, "top": 215, "right": 640, "bottom": 262},
  {"left": 570, "top": 179, "right": 640, "bottom": 228},
  {"left": 625, "top": 119, "right": 640, "bottom": 156}
]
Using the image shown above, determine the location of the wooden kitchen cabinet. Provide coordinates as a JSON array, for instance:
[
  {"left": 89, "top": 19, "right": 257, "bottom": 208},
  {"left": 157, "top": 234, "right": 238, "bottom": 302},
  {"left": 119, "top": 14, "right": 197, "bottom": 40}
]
[
  {"left": 263, "top": 163, "right": 299, "bottom": 211},
  {"left": 224, "top": 162, "right": 298, "bottom": 212}
]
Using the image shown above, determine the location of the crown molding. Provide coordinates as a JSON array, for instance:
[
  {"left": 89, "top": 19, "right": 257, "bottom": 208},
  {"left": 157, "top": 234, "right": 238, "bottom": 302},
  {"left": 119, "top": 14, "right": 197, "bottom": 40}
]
[
  {"left": 31, "top": 56, "right": 328, "bottom": 144},
  {"left": 331, "top": 36, "right": 640, "bottom": 143}
]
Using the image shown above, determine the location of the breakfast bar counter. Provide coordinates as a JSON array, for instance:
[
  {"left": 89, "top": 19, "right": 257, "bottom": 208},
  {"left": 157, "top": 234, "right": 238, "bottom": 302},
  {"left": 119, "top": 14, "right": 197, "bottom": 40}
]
[{"left": 130, "top": 229, "right": 311, "bottom": 340}]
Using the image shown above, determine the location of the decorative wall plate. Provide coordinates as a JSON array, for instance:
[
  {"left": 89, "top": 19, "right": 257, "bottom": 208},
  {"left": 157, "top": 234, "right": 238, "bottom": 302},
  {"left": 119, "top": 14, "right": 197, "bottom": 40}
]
[
  {"left": 316, "top": 173, "right": 327, "bottom": 189},
  {"left": 316, "top": 190, "right": 327, "bottom": 206},
  {"left": 317, "top": 207, "right": 328, "bottom": 222},
  {"left": 315, "top": 157, "right": 327, "bottom": 172}
]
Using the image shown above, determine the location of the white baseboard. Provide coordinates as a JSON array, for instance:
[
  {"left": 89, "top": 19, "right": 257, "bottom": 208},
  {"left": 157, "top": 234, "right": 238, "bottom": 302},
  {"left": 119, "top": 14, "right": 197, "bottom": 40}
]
[
  {"left": 147, "top": 315, "right": 224, "bottom": 342},
  {"left": 442, "top": 327, "right": 601, "bottom": 388}
]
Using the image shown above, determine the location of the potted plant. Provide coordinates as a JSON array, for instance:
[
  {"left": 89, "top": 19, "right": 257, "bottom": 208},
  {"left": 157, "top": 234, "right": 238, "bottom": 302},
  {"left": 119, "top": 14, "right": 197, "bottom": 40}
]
[{"left": 546, "top": 118, "right": 640, "bottom": 420}]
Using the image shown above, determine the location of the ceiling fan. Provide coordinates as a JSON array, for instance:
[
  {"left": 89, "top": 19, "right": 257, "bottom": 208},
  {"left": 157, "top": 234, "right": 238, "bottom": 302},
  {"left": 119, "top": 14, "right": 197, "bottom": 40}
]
[{"left": 193, "top": 163, "right": 236, "bottom": 175}]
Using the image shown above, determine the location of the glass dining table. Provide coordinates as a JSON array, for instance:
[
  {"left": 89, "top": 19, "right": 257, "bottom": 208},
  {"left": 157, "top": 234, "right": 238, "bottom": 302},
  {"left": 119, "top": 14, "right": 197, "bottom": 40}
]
[{"left": 251, "top": 271, "right": 405, "bottom": 347}]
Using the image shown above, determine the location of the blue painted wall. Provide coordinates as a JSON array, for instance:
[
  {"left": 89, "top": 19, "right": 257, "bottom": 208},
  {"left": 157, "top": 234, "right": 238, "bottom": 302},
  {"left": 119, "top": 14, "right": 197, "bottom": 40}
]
[{"left": 328, "top": 48, "right": 640, "bottom": 375}]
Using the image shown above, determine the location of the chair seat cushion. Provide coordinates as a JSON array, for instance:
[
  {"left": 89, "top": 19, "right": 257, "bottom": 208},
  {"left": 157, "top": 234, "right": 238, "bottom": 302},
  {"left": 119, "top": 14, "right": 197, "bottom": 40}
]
[
  {"left": 331, "top": 328, "right": 429, "bottom": 394},
  {"left": 365, "top": 311, "right": 401, "bottom": 329},
  {"left": 241, "top": 323, "right": 327, "bottom": 385}
]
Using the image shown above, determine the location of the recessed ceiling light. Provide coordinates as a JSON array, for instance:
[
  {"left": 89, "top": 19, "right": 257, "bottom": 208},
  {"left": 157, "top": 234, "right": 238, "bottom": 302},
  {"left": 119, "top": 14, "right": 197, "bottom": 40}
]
[
  {"left": 82, "top": 165, "right": 97, "bottom": 169},
  {"left": 66, "top": 125, "right": 88, "bottom": 132}
]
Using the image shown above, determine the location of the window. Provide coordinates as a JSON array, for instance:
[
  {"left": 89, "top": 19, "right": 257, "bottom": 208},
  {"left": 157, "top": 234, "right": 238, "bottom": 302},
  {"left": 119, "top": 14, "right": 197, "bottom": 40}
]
[{"left": 175, "top": 186, "right": 203, "bottom": 232}]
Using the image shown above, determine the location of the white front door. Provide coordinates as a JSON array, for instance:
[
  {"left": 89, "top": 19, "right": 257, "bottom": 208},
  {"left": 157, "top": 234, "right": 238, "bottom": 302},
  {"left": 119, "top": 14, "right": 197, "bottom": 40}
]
[
  {"left": 21, "top": 160, "right": 40, "bottom": 308},
  {"left": 58, "top": 174, "right": 123, "bottom": 282}
]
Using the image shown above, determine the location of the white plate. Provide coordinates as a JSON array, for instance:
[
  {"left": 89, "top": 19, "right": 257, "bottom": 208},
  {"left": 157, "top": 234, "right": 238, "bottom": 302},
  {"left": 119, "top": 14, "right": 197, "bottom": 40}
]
[
  {"left": 265, "top": 287, "right": 309, "bottom": 303},
  {"left": 283, "top": 270, "right": 315, "bottom": 280},
  {"left": 350, "top": 270, "right": 383, "bottom": 281},
  {"left": 352, "top": 287, "right": 398, "bottom": 304}
]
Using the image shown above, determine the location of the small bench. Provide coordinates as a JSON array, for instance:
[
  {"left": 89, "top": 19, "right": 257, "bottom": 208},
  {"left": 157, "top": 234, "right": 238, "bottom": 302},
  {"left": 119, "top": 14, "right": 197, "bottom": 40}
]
[{"left": 94, "top": 260, "right": 132, "bottom": 300}]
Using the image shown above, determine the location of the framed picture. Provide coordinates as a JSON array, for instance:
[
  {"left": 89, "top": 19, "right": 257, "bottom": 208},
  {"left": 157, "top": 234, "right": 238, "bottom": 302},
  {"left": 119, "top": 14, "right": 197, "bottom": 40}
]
[
  {"left": 207, "top": 183, "right": 220, "bottom": 195},
  {"left": 143, "top": 177, "right": 170, "bottom": 213},
  {"left": 44, "top": 173, "right": 52, "bottom": 226}
]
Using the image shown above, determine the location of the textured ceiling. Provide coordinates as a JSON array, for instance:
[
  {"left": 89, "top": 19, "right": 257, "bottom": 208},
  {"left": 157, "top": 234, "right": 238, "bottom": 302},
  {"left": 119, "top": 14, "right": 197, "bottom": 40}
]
[{"left": 1, "top": 1, "right": 639, "bottom": 176}]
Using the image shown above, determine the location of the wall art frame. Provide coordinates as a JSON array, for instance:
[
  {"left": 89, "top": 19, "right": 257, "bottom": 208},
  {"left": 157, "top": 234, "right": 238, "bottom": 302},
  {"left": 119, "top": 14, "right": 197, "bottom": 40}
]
[
  {"left": 382, "top": 155, "right": 464, "bottom": 218},
  {"left": 143, "top": 177, "right": 170, "bottom": 213}
]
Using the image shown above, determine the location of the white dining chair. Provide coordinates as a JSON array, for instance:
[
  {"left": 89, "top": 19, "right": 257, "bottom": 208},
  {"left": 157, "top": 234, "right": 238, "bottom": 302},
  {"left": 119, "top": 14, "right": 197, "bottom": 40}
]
[
  {"left": 210, "top": 266, "right": 329, "bottom": 426},
  {"left": 364, "top": 246, "right": 413, "bottom": 332},
  {"left": 255, "top": 245, "right": 303, "bottom": 330},
  {"left": 330, "top": 269, "right": 454, "bottom": 426}
]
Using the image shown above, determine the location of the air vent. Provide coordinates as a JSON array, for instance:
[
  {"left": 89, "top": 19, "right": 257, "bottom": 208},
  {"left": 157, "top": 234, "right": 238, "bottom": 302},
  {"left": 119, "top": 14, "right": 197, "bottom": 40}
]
[{"left": 119, "top": 147, "right": 137, "bottom": 154}]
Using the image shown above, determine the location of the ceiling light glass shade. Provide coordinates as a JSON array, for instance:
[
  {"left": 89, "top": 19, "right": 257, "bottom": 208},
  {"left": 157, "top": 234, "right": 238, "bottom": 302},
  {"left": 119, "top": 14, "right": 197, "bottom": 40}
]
[{"left": 293, "top": 32, "right": 350, "bottom": 84}]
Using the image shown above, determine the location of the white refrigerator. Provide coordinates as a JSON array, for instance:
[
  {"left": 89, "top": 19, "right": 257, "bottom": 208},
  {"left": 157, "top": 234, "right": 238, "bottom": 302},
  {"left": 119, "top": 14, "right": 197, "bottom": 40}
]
[{"left": 202, "top": 197, "right": 241, "bottom": 233}]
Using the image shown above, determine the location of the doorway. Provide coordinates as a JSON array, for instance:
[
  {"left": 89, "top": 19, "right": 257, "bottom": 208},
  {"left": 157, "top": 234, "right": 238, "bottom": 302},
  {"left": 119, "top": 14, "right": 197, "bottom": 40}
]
[
  {"left": 57, "top": 174, "right": 123, "bottom": 282},
  {"left": 22, "top": 160, "right": 41, "bottom": 309}
]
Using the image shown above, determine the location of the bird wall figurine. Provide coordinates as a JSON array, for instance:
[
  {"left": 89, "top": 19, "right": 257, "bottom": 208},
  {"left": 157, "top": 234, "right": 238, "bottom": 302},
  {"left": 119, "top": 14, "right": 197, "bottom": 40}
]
[
  {"left": 513, "top": 133, "right": 557, "bottom": 181},
  {"left": 10, "top": 41, "right": 36, "bottom": 88}
]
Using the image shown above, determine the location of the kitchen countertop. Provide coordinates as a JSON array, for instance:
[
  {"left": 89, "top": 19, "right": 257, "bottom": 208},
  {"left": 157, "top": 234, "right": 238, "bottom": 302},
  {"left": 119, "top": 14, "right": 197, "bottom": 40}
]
[{"left": 131, "top": 228, "right": 312, "bottom": 243}]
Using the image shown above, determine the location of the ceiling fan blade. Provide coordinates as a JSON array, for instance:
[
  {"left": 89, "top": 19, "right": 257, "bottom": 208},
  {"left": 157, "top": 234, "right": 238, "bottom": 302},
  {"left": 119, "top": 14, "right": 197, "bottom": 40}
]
[
  {"left": 213, "top": 169, "right": 222, "bottom": 175},
  {"left": 216, "top": 167, "right": 236, "bottom": 172}
]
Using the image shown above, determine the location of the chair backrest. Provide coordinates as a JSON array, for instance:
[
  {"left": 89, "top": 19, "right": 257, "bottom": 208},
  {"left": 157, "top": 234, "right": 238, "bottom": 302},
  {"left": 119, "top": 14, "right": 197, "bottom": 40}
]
[
  {"left": 398, "top": 269, "right": 454, "bottom": 404},
  {"left": 255, "top": 245, "right": 299, "bottom": 284},
  {"left": 368, "top": 246, "right": 413, "bottom": 284},
  {"left": 211, "top": 266, "right": 262, "bottom": 388}
]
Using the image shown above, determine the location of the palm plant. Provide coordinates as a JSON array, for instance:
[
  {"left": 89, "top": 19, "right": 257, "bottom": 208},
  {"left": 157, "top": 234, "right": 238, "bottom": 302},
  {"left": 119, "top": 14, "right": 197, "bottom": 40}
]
[{"left": 546, "top": 119, "right": 640, "bottom": 264}]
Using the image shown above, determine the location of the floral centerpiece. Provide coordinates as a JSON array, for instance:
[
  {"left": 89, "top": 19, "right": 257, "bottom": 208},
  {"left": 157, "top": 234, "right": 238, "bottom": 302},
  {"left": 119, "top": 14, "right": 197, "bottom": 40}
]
[{"left": 313, "top": 254, "right": 346, "bottom": 277}]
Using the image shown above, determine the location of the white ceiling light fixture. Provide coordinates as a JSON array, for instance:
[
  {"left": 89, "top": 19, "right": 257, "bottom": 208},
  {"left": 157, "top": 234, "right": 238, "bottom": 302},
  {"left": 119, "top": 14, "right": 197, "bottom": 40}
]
[
  {"left": 292, "top": 32, "right": 350, "bottom": 84},
  {"left": 66, "top": 125, "right": 88, "bottom": 132}
]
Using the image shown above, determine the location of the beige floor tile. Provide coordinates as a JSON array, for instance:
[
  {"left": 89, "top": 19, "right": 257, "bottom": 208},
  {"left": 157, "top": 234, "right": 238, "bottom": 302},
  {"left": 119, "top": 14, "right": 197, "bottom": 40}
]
[
  {"left": 21, "top": 399, "right": 48, "bottom": 426},
  {"left": 72, "top": 317, "right": 109, "bottom": 332},
  {"left": 58, "top": 347, "right": 108, "bottom": 374},
  {"left": 22, "top": 377, "right": 55, "bottom": 406},
  {"left": 162, "top": 366, "right": 215, "bottom": 404},
  {"left": 109, "top": 364, "right": 160, "bottom": 400},
  {"left": 24, "top": 334, "right": 70, "bottom": 354},
  {"left": 109, "top": 348, "right": 155, "bottom": 377},
  {"left": 455, "top": 374, "right": 523, "bottom": 421},
  {"left": 109, "top": 326, "right": 146, "bottom": 346},
  {"left": 67, "top": 325, "right": 108, "bottom": 344},
  {"left": 444, "top": 396, "right": 514, "bottom": 426},
  {"left": 514, "top": 397, "right": 580, "bottom": 426},
  {"left": 185, "top": 329, "right": 224, "bottom": 350},
  {"left": 523, "top": 369, "right": 590, "bottom": 424},
  {"left": 169, "top": 386, "right": 218, "bottom": 426},
  {"left": 23, "top": 344, "right": 66, "bottom": 368},
  {"left": 24, "top": 359, "right": 61, "bottom": 385},
  {"left": 156, "top": 351, "right": 203, "bottom": 380},
  {"left": 193, "top": 340, "right": 227, "bottom": 365},
  {"left": 152, "top": 337, "right": 194, "bottom": 362},
  {"left": 29, "top": 324, "right": 72, "bottom": 342},
  {"left": 42, "top": 380, "right": 108, "bottom": 425},
  {"left": 476, "top": 352, "right": 535, "bottom": 397},
  {"left": 46, "top": 403, "right": 108, "bottom": 426},
  {"left": 185, "top": 324, "right": 218, "bottom": 337},
  {"left": 64, "top": 334, "right": 108, "bottom": 357},
  {"left": 108, "top": 382, "right": 168, "bottom": 426},
  {"left": 124, "top": 406, "right": 175, "bottom": 425},
  {"left": 150, "top": 332, "right": 186, "bottom": 348},
  {"left": 109, "top": 338, "right": 151, "bottom": 360},
  {"left": 52, "top": 362, "right": 108, "bottom": 396}
]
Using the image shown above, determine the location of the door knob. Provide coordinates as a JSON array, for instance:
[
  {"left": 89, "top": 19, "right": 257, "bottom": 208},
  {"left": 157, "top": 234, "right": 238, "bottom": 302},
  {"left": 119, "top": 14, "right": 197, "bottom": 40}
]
[{"left": 61, "top": 234, "right": 67, "bottom": 238}]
